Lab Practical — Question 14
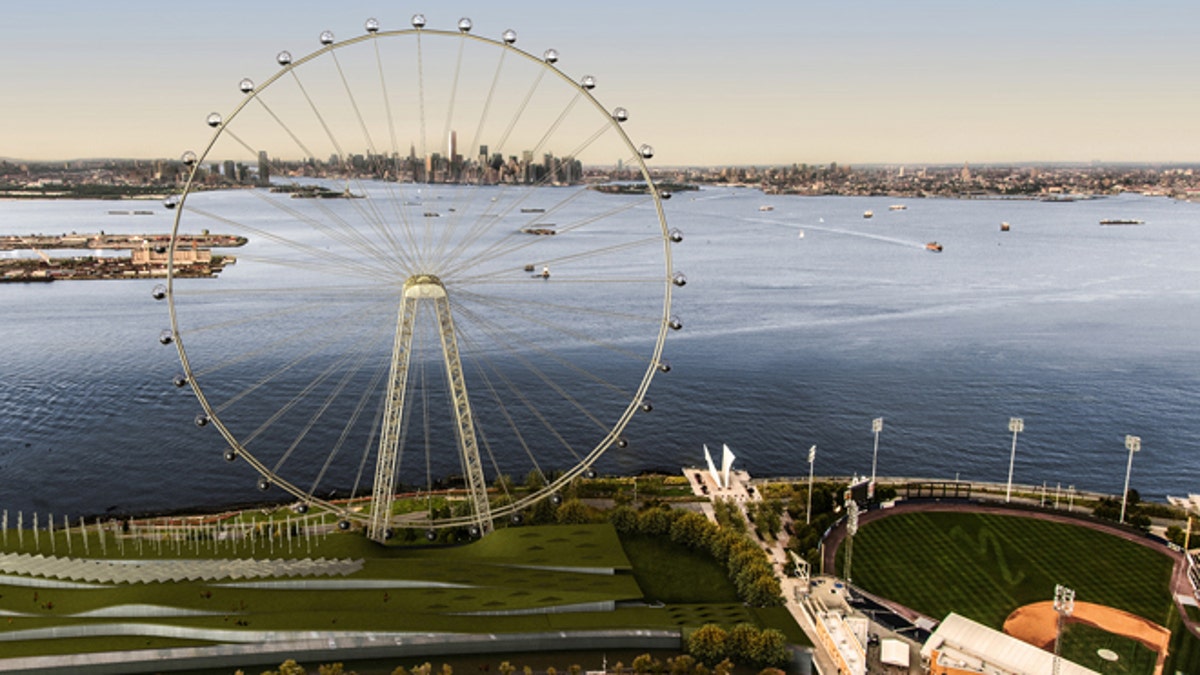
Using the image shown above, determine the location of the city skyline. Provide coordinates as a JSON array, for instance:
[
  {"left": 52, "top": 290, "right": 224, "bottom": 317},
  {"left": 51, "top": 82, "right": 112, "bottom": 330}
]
[{"left": 6, "top": 1, "right": 1200, "bottom": 166}]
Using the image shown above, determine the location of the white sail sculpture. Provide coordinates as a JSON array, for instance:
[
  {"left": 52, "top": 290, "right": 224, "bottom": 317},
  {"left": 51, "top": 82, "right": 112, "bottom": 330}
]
[{"left": 703, "top": 443, "right": 737, "bottom": 489}]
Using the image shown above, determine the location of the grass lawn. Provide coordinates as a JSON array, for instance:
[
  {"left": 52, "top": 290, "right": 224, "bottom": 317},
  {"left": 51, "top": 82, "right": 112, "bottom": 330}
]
[
  {"left": 618, "top": 534, "right": 738, "bottom": 604},
  {"left": 1060, "top": 622, "right": 1159, "bottom": 674},
  {"left": 0, "top": 521, "right": 808, "bottom": 661}
]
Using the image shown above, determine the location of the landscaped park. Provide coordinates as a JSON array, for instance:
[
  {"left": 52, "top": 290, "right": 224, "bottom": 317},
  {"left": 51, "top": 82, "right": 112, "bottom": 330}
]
[{"left": 0, "top": 491, "right": 805, "bottom": 674}]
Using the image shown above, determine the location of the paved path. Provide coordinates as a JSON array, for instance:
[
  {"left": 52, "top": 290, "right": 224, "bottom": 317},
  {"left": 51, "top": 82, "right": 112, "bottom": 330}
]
[{"left": 821, "top": 500, "right": 1200, "bottom": 639}]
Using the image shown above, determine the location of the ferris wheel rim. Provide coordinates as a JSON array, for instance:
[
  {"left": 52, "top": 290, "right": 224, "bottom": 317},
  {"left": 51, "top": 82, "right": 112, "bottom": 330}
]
[{"left": 165, "top": 20, "right": 676, "bottom": 531}]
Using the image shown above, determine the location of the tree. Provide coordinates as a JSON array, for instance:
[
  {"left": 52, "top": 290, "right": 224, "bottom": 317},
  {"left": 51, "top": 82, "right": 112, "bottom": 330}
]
[
  {"left": 712, "top": 659, "right": 734, "bottom": 675},
  {"left": 670, "top": 511, "right": 713, "bottom": 549},
  {"left": 750, "top": 629, "right": 790, "bottom": 668},
  {"left": 317, "top": 665, "right": 347, "bottom": 675},
  {"left": 667, "top": 655, "right": 695, "bottom": 675},
  {"left": 1166, "top": 524, "right": 1187, "bottom": 547},
  {"left": 607, "top": 505, "right": 638, "bottom": 533},
  {"left": 687, "top": 624, "right": 728, "bottom": 665},
  {"left": 726, "top": 623, "right": 758, "bottom": 664},
  {"left": 555, "top": 498, "right": 594, "bottom": 525},
  {"left": 631, "top": 654, "right": 658, "bottom": 673}
]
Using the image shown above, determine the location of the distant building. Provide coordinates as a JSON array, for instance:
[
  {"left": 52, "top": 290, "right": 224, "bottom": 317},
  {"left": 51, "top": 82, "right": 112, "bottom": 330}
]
[{"left": 257, "top": 150, "right": 271, "bottom": 187}]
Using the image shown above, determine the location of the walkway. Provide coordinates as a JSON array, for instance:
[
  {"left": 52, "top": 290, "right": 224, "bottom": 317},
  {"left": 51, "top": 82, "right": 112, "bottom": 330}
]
[{"left": 0, "top": 552, "right": 362, "bottom": 585}]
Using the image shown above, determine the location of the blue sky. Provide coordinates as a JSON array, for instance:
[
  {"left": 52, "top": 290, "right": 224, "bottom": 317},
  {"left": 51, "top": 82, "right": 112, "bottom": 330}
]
[{"left": 5, "top": 1, "right": 1200, "bottom": 165}]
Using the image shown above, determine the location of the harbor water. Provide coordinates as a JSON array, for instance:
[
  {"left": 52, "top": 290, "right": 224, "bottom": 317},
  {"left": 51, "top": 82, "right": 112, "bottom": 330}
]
[{"left": 1, "top": 187, "right": 1198, "bottom": 517}]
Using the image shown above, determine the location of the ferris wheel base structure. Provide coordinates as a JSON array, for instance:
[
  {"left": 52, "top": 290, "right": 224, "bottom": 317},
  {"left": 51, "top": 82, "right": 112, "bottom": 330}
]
[{"left": 369, "top": 275, "right": 492, "bottom": 542}]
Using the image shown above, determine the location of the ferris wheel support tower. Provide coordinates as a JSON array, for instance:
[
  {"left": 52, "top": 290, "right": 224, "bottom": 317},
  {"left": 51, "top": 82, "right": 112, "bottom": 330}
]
[{"left": 369, "top": 274, "right": 492, "bottom": 542}]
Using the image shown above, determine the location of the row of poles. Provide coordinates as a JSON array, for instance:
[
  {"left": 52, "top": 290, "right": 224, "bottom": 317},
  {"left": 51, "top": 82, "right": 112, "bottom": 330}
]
[
  {"left": 802, "top": 416, "right": 1144, "bottom": 525},
  {"left": 0, "top": 510, "right": 338, "bottom": 559}
]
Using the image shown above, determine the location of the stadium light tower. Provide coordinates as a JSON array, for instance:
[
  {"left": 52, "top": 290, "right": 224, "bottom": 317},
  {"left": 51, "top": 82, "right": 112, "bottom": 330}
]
[
  {"left": 1053, "top": 584, "right": 1075, "bottom": 675},
  {"left": 806, "top": 444, "right": 817, "bottom": 525},
  {"left": 870, "top": 417, "right": 884, "bottom": 484},
  {"left": 1006, "top": 417, "right": 1024, "bottom": 503},
  {"left": 1120, "top": 435, "right": 1141, "bottom": 524}
]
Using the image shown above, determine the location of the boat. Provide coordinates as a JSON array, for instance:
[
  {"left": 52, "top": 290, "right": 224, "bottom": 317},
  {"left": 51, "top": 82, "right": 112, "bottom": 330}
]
[
  {"left": 539, "top": 266, "right": 550, "bottom": 279},
  {"left": 423, "top": 212, "right": 440, "bottom": 218},
  {"left": 797, "top": 229, "right": 805, "bottom": 239},
  {"left": 925, "top": 242, "right": 943, "bottom": 253},
  {"left": 1099, "top": 219, "right": 1144, "bottom": 225},
  {"left": 863, "top": 210, "right": 874, "bottom": 219},
  {"left": 889, "top": 204, "right": 907, "bottom": 211},
  {"left": 759, "top": 205, "right": 774, "bottom": 212},
  {"left": 1000, "top": 222, "right": 1010, "bottom": 232},
  {"left": 520, "top": 226, "right": 556, "bottom": 236},
  {"left": 520, "top": 208, "right": 546, "bottom": 213}
]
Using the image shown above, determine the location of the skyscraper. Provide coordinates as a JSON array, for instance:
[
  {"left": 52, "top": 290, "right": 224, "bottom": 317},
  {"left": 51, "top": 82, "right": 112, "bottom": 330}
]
[
  {"left": 448, "top": 130, "right": 457, "bottom": 162},
  {"left": 257, "top": 151, "right": 270, "bottom": 187}
]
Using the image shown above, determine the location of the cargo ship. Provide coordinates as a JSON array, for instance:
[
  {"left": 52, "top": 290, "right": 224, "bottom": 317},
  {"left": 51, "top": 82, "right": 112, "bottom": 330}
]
[
  {"left": 1099, "top": 219, "right": 1144, "bottom": 225},
  {"left": 925, "top": 241, "right": 943, "bottom": 252}
]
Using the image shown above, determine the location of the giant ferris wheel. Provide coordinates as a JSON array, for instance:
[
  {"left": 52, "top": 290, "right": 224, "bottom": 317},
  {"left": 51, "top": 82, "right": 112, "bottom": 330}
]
[{"left": 160, "top": 15, "right": 683, "bottom": 542}]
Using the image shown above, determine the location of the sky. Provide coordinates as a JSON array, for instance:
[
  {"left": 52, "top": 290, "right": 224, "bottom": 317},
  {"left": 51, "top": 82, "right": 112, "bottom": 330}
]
[{"left": 5, "top": 0, "right": 1200, "bottom": 166}]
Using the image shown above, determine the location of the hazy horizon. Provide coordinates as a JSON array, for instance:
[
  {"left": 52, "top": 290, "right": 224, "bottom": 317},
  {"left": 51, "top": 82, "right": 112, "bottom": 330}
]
[{"left": 6, "top": 1, "right": 1200, "bottom": 166}]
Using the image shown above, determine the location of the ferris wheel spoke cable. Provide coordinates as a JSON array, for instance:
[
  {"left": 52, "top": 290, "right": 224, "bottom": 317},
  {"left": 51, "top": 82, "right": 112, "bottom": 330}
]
[
  {"left": 456, "top": 287, "right": 659, "bottom": 325},
  {"left": 307, "top": 354, "right": 390, "bottom": 498},
  {"left": 186, "top": 204, "right": 395, "bottom": 280},
  {"left": 240, "top": 343, "right": 361, "bottom": 451},
  {"left": 462, "top": 339, "right": 546, "bottom": 482},
  {"left": 454, "top": 305, "right": 614, "bottom": 439},
  {"left": 179, "top": 287, "right": 392, "bottom": 354},
  {"left": 455, "top": 326, "right": 573, "bottom": 471},
  {"left": 454, "top": 299, "right": 635, "bottom": 402},
  {"left": 453, "top": 290, "right": 659, "bottom": 367},
  {"left": 442, "top": 196, "right": 646, "bottom": 278},
  {"left": 205, "top": 298, "right": 392, "bottom": 414},
  {"left": 372, "top": 32, "right": 418, "bottom": 250},
  {"left": 267, "top": 335, "right": 385, "bottom": 478}
]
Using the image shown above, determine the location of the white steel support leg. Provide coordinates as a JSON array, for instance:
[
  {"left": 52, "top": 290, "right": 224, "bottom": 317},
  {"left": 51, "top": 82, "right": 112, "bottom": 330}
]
[
  {"left": 433, "top": 289, "right": 493, "bottom": 536},
  {"left": 368, "top": 275, "right": 491, "bottom": 543},
  {"left": 368, "top": 292, "right": 418, "bottom": 543}
]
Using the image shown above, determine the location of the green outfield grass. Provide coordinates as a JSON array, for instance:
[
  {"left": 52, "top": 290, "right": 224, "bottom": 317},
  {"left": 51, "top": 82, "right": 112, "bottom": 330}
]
[
  {"left": 1060, "top": 622, "right": 1159, "bottom": 674},
  {"left": 840, "top": 510, "right": 1200, "bottom": 673}
]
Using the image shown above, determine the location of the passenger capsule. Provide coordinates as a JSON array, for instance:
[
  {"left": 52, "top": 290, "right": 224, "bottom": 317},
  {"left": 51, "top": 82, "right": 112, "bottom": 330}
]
[
  {"left": 205, "top": 112, "right": 222, "bottom": 128},
  {"left": 337, "top": 519, "right": 351, "bottom": 531},
  {"left": 257, "top": 477, "right": 271, "bottom": 491},
  {"left": 641, "top": 399, "right": 653, "bottom": 413},
  {"left": 661, "top": 191, "right": 672, "bottom": 200},
  {"left": 580, "top": 75, "right": 596, "bottom": 90},
  {"left": 239, "top": 78, "right": 254, "bottom": 93},
  {"left": 502, "top": 29, "right": 517, "bottom": 44},
  {"left": 616, "top": 437, "right": 629, "bottom": 449},
  {"left": 612, "top": 107, "right": 629, "bottom": 123},
  {"left": 468, "top": 525, "right": 481, "bottom": 538},
  {"left": 224, "top": 449, "right": 237, "bottom": 462},
  {"left": 365, "top": 17, "right": 380, "bottom": 33},
  {"left": 669, "top": 228, "right": 683, "bottom": 243},
  {"left": 154, "top": 246, "right": 167, "bottom": 254},
  {"left": 383, "top": 528, "right": 395, "bottom": 540},
  {"left": 657, "top": 360, "right": 672, "bottom": 373},
  {"left": 585, "top": 469, "right": 597, "bottom": 479},
  {"left": 296, "top": 503, "right": 309, "bottom": 514},
  {"left": 457, "top": 18, "right": 473, "bottom": 33},
  {"left": 411, "top": 14, "right": 426, "bottom": 28},
  {"left": 639, "top": 144, "right": 654, "bottom": 159},
  {"left": 543, "top": 48, "right": 559, "bottom": 64},
  {"left": 669, "top": 315, "right": 683, "bottom": 330},
  {"left": 181, "top": 151, "right": 197, "bottom": 166},
  {"left": 159, "top": 329, "right": 174, "bottom": 345},
  {"left": 510, "top": 513, "right": 524, "bottom": 525},
  {"left": 163, "top": 195, "right": 178, "bottom": 210},
  {"left": 151, "top": 284, "right": 167, "bottom": 300},
  {"left": 276, "top": 50, "right": 292, "bottom": 66},
  {"left": 194, "top": 413, "right": 209, "bottom": 427},
  {"left": 550, "top": 494, "right": 563, "bottom": 506},
  {"left": 672, "top": 271, "right": 687, "bottom": 287},
  {"left": 319, "top": 30, "right": 334, "bottom": 45},
  {"left": 425, "top": 529, "right": 437, "bottom": 541},
  {"left": 173, "top": 375, "right": 188, "bottom": 388}
]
